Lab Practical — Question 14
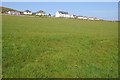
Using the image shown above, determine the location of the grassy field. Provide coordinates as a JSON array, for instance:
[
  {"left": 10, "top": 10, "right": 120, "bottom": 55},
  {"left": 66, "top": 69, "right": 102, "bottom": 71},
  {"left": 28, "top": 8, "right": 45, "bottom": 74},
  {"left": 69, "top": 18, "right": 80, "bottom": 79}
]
[{"left": 2, "top": 15, "right": 118, "bottom": 78}]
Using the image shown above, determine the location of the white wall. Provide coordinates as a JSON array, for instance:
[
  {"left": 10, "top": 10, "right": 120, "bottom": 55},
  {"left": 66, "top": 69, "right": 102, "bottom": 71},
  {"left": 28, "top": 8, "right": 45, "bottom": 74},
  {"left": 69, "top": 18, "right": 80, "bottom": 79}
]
[
  {"left": 70, "top": 15, "right": 74, "bottom": 18},
  {"left": 55, "top": 11, "right": 61, "bottom": 17},
  {"left": 23, "top": 12, "right": 32, "bottom": 15},
  {"left": 88, "top": 18, "right": 95, "bottom": 20},
  {"left": 95, "top": 18, "right": 100, "bottom": 20},
  {"left": 36, "top": 13, "right": 45, "bottom": 16},
  {"left": 83, "top": 17, "right": 88, "bottom": 20},
  {"left": 78, "top": 16, "right": 84, "bottom": 19},
  {"left": 8, "top": 11, "right": 11, "bottom": 14},
  {"left": 55, "top": 11, "right": 74, "bottom": 18}
]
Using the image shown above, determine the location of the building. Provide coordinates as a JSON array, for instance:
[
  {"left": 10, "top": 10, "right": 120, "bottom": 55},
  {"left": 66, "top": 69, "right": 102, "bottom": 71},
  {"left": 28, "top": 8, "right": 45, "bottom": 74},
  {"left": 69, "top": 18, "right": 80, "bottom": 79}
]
[
  {"left": 77, "top": 16, "right": 84, "bottom": 19},
  {"left": 23, "top": 10, "right": 32, "bottom": 15},
  {"left": 55, "top": 11, "right": 68, "bottom": 17},
  {"left": 94, "top": 18, "right": 100, "bottom": 20},
  {"left": 88, "top": 17, "right": 95, "bottom": 20},
  {"left": 36, "top": 10, "right": 46, "bottom": 16},
  {"left": 83, "top": 16, "right": 88, "bottom": 20},
  {"left": 8, "top": 11, "right": 20, "bottom": 15},
  {"left": 55, "top": 11, "right": 75, "bottom": 18}
]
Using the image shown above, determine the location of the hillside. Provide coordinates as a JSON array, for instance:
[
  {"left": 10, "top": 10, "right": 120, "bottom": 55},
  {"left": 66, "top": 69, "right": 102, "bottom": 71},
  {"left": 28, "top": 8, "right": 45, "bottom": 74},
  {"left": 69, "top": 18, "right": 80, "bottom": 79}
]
[
  {"left": 2, "top": 15, "right": 118, "bottom": 78},
  {"left": 0, "top": 6, "right": 20, "bottom": 13}
]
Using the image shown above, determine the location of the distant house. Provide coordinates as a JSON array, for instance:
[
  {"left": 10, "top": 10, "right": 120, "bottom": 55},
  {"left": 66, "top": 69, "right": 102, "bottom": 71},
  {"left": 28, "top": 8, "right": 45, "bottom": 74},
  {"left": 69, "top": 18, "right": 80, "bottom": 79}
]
[
  {"left": 55, "top": 11, "right": 75, "bottom": 18},
  {"left": 73, "top": 15, "right": 77, "bottom": 18},
  {"left": 36, "top": 10, "right": 46, "bottom": 16},
  {"left": 70, "top": 15, "right": 76, "bottom": 18},
  {"left": 20, "top": 12, "right": 24, "bottom": 15},
  {"left": 77, "top": 16, "right": 101, "bottom": 21},
  {"left": 97, "top": 19, "right": 100, "bottom": 20},
  {"left": 23, "top": 10, "right": 32, "bottom": 15},
  {"left": 88, "top": 17, "right": 95, "bottom": 20},
  {"left": 77, "top": 16, "right": 84, "bottom": 19},
  {"left": 55, "top": 11, "right": 68, "bottom": 17},
  {"left": 47, "top": 13, "right": 52, "bottom": 17},
  {"left": 77, "top": 16, "right": 89, "bottom": 20},
  {"left": 89, "top": 17, "right": 101, "bottom": 21},
  {"left": 83, "top": 16, "right": 88, "bottom": 20},
  {"left": 94, "top": 18, "right": 100, "bottom": 20},
  {"left": 8, "top": 11, "right": 20, "bottom": 15}
]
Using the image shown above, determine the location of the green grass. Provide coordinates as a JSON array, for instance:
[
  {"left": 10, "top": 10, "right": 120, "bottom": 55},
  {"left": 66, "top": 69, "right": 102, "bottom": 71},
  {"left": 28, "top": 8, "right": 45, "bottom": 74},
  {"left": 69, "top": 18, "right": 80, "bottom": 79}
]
[{"left": 2, "top": 15, "right": 118, "bottom": 78}]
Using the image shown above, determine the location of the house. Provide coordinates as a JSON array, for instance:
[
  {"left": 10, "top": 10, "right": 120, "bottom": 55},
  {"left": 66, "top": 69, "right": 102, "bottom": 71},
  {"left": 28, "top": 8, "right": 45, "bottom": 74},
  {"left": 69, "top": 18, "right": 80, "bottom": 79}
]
[
  {"left": 8, "top": 11, "right": 20, "bottom": 15},
  {"left": 77, "top": 16, "right": 84, "bottom": 19},
  {"left": 77, "top": 15, "right": 101, "bottom": 21},
  {"left": 23, "top": 10, "right": 32, "bottom": 15},
  {"left": 55, "top": 11, "right": 75, "bottom": 18},
  {"left": 88, "top": 17, "right": 95, "bottom": 20},
  {"left": 47, "top": 13, "right": 52, "bottom": 17},
  {"left": 70, "top": 15, "right": 76, "bottom": 18},
  {"left": 94, "top": 18, "right": 100, "bottom": 20},
  {"left": 73, "top": 15, "right": 77, "bottom": 18},
  {"left": 83, "top": 16, "right": 88, "bottom": 20},
  {"left": 36, "top": 10, "right": 46, "bottom": 16},
  {"left": 20, "top": 12, "right": 24, "bottom": 15},
  {"left": 56, "top": 11, "right": 68, "bottom": 17}
]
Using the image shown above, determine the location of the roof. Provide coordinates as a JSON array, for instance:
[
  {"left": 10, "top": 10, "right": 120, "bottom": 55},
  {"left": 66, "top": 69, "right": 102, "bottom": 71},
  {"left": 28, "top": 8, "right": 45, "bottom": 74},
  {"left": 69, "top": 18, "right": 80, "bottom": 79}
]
[
  {"left": 83, "top": 16, "right": 86, "bottom": 17},
  {"left": 89, "top": 17, "right": 94, "bottom": 18},
  {"left": 77, "top": 16, "right": 84, "bottom": 17},
  {"left": 58, "top": 11, "right": 68, "bottom": 14},
  {"left": 24, "top": 10, "right": 31, "bottom": 12},
  {"left": 37, "top": 10, "right": 45, "bottom": 14}
]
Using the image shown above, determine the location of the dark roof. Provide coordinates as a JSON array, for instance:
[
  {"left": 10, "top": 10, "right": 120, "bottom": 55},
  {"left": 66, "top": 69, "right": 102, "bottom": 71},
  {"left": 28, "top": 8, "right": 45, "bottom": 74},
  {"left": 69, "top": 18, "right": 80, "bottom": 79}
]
[
  {"left": 77, "top": 15, "right": 84, "bottom": 17},
  {"left": 24, "top": 10, "right": 31, "bottom": 12},
  {"left": 89, "top": 17, "right": 96, "bottom": 18},
  {"left": 58, "top": 11, "right": 68, "bottom": 14},
  {"left": 37, "top": 10, "right": 45, "bottom": 13}
]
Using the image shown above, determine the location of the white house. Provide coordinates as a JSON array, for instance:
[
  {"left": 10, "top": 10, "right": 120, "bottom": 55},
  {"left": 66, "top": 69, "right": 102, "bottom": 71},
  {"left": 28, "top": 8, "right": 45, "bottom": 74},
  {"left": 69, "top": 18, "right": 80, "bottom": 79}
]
[
  {"left": 77, "top": 16, "right": 84, "bottom": 19},
  {"left": 70, "top": 15, "right": 76, "bottom": 18},
  {"left": 55, "top": 11, "right": 75, "bottom": 18},
  {"left": 77, "top": 16, "right": 89, "bottom": 20},
  {"left": 56, "top": 11, "right": 68, "bottom": 17},
  {"left": 23, "top": 10, "right": 32, "bottom": 15},
  {"left": 36, "top": 10, "right": 46, "bottom": 16},
  {"left": 95, "top": 18, "right": 100, "bottom": 20},
  {"left": 96, "top": 19, "right": 100, "bottom": 20},
  {"left": 88, "top": 17, "right": 95, "bottom": 20},
  {"left": 83, "top": 16, "right": 88, "bottom": 20},
  {"left": 8, "top": 11, "right": 20, "bottom": 15}
]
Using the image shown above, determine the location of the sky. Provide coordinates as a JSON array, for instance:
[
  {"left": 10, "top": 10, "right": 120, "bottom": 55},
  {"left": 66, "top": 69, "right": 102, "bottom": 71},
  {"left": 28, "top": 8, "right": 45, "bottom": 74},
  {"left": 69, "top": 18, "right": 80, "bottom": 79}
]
[
  {"left": 2, "top": 0, "right": 120, "bottom": 2},
  {"left": 1, "top": 2, "right": 118, "bottom": 21}
]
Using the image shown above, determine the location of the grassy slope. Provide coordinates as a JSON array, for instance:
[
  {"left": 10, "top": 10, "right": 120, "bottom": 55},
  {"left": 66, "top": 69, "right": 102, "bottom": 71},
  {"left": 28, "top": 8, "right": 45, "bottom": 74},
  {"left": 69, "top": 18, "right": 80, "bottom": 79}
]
[
  {"left": 2, "top": 15, "right": 118, "bottom": 78},
  {"left": 0, "top": 6, "right": 20, "bottom": 13}
]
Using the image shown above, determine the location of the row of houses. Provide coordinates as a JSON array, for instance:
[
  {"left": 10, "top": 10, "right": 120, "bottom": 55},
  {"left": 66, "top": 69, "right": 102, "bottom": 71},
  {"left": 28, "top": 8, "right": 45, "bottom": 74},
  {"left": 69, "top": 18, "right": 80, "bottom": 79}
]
[
  {"left": 56, "top": 11, "right": 101, "bottom": 20},
  {"left": 7, "top": 10, "right": 46, "bottom": 16},
  {"left": 7, "top": 10, "right": 102, "bottom": 20},
  {"left": 77, "top": 16, "right": 100, "bottom": 20}
]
